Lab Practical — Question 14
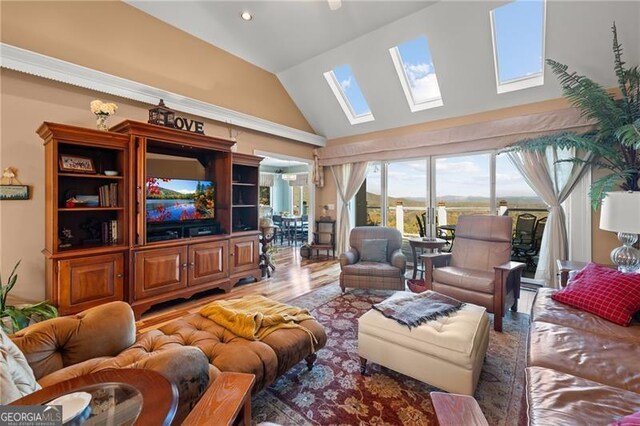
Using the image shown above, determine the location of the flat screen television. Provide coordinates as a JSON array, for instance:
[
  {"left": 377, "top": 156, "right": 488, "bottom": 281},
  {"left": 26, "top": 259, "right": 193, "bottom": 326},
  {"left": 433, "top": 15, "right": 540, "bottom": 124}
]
[{"left": 146, "top": 178, "right": 215, "bottom": 223}]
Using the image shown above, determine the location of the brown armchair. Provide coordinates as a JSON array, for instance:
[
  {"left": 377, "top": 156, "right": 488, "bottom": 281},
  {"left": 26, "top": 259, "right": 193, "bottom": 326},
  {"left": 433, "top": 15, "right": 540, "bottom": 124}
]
[{"left": 423, "top": 215, "right": 525, "bottom": 332}]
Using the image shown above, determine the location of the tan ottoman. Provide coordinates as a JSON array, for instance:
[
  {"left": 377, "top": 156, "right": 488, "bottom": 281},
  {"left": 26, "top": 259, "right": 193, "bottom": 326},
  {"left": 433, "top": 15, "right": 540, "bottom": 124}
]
[{"left": 358, "top": 291, "right": 489, "bottom": 395}]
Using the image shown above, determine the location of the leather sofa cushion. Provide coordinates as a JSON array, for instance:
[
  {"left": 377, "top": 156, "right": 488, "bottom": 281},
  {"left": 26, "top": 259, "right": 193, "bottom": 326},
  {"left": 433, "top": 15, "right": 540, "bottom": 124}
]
[
  {"left": 528, "top": 321, "right": 640, "bottom": 392},
  {"left": 433, "top": 267, "right": 494, "bottom": 294},
  {"left": 1, "top": 328, "right": 41, "bottom": 404},
  {"left": 531, "top": 288, "right": 640, "bottom": 341},
  {"left": 527, "top": 367, "right": 640, "bottom": 426},
  {"left": 12, "top": 301, "right": 135, "bottom": 380},
  {"left": 358, "top": 292, "right": 488, "bottom": 369},
  {"left": 342, "top": 262, "right": 401, "bottom": 278}
]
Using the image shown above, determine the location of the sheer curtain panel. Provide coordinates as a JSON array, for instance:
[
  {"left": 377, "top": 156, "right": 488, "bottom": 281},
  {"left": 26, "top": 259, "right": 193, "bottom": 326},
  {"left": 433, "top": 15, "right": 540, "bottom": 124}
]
[{"left": 330, "top": 162, "right": 369, "bottom": 254}]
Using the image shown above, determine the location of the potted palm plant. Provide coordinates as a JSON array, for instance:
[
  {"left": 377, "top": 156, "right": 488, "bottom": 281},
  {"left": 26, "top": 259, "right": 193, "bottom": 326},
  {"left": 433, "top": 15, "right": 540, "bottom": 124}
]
[
  {"left": 1, "top": 260, "right": 57, "bottom": 334},
  {"left": 511, "top": 23, "right": 640, "bottom": 208}
]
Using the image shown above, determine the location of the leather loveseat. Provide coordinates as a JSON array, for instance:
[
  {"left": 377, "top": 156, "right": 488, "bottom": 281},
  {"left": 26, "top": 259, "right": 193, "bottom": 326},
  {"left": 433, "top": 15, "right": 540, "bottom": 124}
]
[
  {"left": 8, "top": 300, "right": 327, "bottom": 422},
  {"left": 526, "top": 288, "right": 640, "bottom": 425}
]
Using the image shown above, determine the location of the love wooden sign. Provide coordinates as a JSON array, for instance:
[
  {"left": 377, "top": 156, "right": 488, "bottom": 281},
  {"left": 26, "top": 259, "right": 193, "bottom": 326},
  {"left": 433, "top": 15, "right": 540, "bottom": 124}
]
[{"left": 174, "top": 116, "right": 204, "bottom": 134}]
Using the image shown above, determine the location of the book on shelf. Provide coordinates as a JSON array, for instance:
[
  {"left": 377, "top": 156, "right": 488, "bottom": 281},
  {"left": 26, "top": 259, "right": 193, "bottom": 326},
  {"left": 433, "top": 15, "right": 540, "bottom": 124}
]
[
  {"left": 98, "top": 183, "right": 118, "bottom": 207},
  {"left": 101, "top": 220, "right": 119, "bottom": 245}
]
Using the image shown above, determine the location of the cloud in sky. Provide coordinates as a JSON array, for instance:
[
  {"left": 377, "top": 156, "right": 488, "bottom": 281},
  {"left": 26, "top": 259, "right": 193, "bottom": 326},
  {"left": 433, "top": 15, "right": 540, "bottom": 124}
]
[
  {"left": 404, "top": 62, "right": 441, "bottom": 103},
  {"left": 340, "top": 76, "right": 352, "bottom": 91}
]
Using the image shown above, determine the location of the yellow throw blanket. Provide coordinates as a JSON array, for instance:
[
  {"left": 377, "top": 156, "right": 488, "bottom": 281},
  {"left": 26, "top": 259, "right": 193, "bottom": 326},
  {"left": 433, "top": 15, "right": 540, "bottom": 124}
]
[{"left": 199, "top": 295, "right": 318, "bottom": 351}]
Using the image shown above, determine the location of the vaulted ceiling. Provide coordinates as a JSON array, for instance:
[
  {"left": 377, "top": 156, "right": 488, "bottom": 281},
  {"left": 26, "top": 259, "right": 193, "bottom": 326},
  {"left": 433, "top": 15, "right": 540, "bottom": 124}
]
[{"left": 128, "top": 1, "right": 640, "bottom": 140}]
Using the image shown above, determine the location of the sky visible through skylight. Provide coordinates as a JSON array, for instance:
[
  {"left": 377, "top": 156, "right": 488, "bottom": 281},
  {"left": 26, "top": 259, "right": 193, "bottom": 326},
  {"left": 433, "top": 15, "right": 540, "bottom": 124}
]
[
  {"left": 493, "top": 0, "right": 545, "bottom": 83},
  {"left": 397, "top": 36, "right": 441, "bottom": 103},
  {"left": 332, "top": 64, "right": 371, "bottom": 117}
]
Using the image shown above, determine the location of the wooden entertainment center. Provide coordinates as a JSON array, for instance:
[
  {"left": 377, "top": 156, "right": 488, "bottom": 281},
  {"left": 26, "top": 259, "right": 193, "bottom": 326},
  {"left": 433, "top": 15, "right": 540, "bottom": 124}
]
[{"left": 39, "top": 121, "right": 262, "bottom": 318}]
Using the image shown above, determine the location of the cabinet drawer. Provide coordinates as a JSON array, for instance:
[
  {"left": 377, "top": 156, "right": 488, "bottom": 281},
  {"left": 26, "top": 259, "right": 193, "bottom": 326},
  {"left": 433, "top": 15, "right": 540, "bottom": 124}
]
[
  {"left": 133, "top": 246, "right": 187, "bottom": 300},
  {"left": 57, "top": 253, "right": 124, "bottom": 313}
]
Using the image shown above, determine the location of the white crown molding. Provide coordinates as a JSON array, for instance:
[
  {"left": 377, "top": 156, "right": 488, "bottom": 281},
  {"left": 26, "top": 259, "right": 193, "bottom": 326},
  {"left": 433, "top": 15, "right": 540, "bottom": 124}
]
[{"left": 0, "top": 43, "right": 326, "bottom": 147}]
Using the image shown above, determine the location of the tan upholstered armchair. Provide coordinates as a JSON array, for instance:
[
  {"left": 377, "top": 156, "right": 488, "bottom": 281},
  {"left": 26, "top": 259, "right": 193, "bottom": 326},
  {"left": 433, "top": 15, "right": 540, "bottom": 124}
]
[
  {"left": 340, "top": 226, "right": 406, "bottom": 292},
  {"left": 423, "top": 215, "right": 525, "bottom": 332}
]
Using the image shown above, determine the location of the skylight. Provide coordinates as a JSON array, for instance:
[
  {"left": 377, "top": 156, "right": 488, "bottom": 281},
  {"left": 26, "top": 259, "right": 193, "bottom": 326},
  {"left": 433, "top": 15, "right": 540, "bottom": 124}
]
[
  {"left": 323, "top": 64, "right": 374, "bottom": 125},
  {"left": 389, "top": 35, "right": 443, "bottom": 112},
  {"left": 491, "top": 0, "right": 546, "bottom": 94}
]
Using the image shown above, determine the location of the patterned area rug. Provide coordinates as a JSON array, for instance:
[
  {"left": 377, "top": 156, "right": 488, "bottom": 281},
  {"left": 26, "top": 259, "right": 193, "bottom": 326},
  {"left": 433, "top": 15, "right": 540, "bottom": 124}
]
[{"left": 252, "top": 285, "right": 529, "bottom": 426}]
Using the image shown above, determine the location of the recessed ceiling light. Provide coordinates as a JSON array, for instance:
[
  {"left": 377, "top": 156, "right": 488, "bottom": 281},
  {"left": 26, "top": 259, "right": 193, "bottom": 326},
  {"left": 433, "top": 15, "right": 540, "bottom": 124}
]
[{"left": 240, "top": 11, "right": 252, "bottom": 21}]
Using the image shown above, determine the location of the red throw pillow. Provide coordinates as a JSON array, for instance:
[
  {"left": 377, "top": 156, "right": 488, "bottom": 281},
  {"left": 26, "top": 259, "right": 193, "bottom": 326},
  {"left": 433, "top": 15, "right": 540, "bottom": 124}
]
[
  {"left": 552, "top": 263, "right": 640, "bottom": 326},
  {"left": 608, "top": 410, "right": 640, "bottom": 426}
]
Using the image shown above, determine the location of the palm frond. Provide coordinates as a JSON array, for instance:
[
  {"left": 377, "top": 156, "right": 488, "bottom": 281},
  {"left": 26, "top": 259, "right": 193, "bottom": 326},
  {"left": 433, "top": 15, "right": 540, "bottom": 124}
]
[
  {"left": 616, "top": 119, "right": 640, "bottom": 148},
  {"left": 612, "top": 23, "right": 631, "bottom": 109},
  {"left": 589, "top": 172, "right": 627, "bottom": 209},
  {"left": 547, "top": 59, "right": 626, "bottom": 140}
]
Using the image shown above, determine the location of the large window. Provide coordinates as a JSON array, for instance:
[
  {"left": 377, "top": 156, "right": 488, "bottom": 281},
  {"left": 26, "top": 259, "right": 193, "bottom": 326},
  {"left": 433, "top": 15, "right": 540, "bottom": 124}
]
[
  {"left": 387, "top": 160, "right": 427, "bottom": 236},
  {"left": 389, "top": 35, "right": 443, "bottom": 112},
  {"left": 292, "top": 185, "right": 310, "bottom": 216},
  {"left": 435, "top": 154, "right": 491, "bottom": 227},
  {"left": 355, "top": 151, "right": 544, "bottom": 239},
  {"left": 362, "top": 162, "right": 383, "bottom": 225},
  {"left": 259, "top": 186, "right": 271, "bottom": 207},
  {"left": 490, "top": 0, "right": 546, "bottom": 93},
  {"left": 323, "top": 64, "right": 374, "bottom": 125}
]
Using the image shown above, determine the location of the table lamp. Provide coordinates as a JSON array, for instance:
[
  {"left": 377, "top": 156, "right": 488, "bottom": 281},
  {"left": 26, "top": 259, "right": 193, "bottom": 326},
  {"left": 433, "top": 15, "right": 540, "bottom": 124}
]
[{"left": 599, "top": 191, "right": 640, "bottom": 272}]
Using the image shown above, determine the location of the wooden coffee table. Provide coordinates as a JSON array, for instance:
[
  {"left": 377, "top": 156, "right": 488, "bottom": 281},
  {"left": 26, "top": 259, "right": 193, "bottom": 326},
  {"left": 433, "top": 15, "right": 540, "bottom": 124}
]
[{"left": 11, "top": 369, "right": 178, "bottom": 425}]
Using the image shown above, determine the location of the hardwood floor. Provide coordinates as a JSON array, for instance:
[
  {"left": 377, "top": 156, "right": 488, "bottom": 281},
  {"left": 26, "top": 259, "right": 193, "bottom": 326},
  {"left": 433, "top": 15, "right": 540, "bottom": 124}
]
[
  {"left": 137, "top": 246, "right": 340, "bottom": 333},
  {"left": 137, "top": 245, "right": 535, "bottom": 333}
]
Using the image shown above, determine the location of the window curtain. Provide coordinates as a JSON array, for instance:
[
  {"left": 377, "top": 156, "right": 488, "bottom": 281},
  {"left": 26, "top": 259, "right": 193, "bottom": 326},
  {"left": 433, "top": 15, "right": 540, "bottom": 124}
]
[
  {"left": 507, "top": 147, "right": 591, "bottom": 287},
  {"left": 331, "top": 162, "right": 369, "bottom": 254},
  {"left": 288, "top": 173, "right": 309, "bottom": 187},
  {"left": 259, "top": 173, "right": 275, "bottom": 187}
]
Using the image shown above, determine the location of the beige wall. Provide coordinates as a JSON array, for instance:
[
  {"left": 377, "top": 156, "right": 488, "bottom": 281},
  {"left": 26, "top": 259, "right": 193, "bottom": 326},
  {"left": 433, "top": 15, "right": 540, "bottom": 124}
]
[
  {"left": 0, "top": 0, "right": 314, "bottom": 133},
  {"left": 0, "top": 69, "right": 313, "bottom": 301}
]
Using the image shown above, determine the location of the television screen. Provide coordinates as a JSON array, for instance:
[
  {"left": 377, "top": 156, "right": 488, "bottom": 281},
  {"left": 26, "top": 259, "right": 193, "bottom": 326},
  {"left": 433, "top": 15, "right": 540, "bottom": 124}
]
[{"left": 146, "top": 178, "right": 215, "bottom": 222}]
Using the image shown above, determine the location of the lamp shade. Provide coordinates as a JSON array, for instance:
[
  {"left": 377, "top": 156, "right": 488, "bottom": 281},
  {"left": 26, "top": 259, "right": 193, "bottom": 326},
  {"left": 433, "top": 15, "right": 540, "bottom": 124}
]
[{"left": 599, "top": 191, "right": 640, "bottom": 234}]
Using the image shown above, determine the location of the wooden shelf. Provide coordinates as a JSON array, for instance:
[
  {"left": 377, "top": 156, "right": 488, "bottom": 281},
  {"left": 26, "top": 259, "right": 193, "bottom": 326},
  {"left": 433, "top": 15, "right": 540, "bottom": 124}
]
[
  {"left": 58, "top": 173, "right": 123, "bottom": 180},
  {"left": 58, "top": 243, "right": 127, "bottom": 253},
  {"left": 232, "top": 205, "right": 256, "bottom": 208},
  {"left": 232, "top": 182, "right": 256, "bottom": 187},
  {"left": 59, "top": 207, "right": 123, "bottom": 212}
]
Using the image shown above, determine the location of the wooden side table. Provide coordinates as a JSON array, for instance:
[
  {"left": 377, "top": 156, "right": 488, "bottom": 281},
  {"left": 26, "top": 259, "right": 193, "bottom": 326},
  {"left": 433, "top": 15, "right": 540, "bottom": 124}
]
[
  {"left": 183, "top": 372, "right": 255, "bottom": 426},
  {"left": 12, "top": 369, "right": 177, "bottom": 426},
  {"left": 556, "top": 259, "right": 588, "bottom": 287},
  {"left": 430, "top": 392, "right": 488, "bottom": 426},
  {"left": 408, "top": 238, "right": 448, "bottom": 279}
]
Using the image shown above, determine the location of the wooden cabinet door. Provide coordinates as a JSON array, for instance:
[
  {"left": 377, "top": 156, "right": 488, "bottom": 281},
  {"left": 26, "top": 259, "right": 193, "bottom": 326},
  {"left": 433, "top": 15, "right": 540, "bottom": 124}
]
[
  {"left": 188, "top": 241, "right": 228, "bottom": 287},
  {"left": 230, "top": 236, "right": 259, "bottom": 274},
  {"left": 134, "top": 246, "right": 187, "bottom": 300},
  {"left": 58, "top": 253, "right": 124, "bottom": 313}
]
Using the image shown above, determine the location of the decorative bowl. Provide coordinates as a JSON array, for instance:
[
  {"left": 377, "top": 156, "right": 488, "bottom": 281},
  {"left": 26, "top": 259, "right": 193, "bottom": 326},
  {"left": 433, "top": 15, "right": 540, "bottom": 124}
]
[{"left": 104, "top": 170, "right": 119, "bottom": 176}]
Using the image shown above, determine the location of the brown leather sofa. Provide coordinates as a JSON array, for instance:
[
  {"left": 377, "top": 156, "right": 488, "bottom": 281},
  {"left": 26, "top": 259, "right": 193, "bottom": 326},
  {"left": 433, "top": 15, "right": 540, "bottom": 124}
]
[
  {"left": 423, "top": 215, "right": 525, "bottom": 331},
  {"left": 526, "top": 288, "right": 640, "bottom": 425},
  {"left": 10, "top": 300, "right": 326, "bottom": 422}
]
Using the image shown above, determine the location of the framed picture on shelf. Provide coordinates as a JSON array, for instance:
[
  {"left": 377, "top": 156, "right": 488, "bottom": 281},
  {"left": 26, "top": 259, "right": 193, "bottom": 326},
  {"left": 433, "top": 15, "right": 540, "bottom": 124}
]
[
  {"left": 59, "top": 154, "right": 96, "bottom": 174},
  {"left": 0, "top": 185, "right": 30, "bottom": 200}
]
